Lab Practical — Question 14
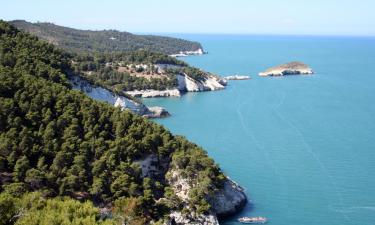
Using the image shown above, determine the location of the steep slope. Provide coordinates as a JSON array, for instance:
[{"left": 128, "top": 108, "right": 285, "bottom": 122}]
[
  {"left": 10, "top": 20, "right": 227, "bottom": 98},
  {"left": 10, "top": 20, "right": 203, "bottom": 55},
  {"left": 0, "top": 21, "right": 245, "bottom": 224}
]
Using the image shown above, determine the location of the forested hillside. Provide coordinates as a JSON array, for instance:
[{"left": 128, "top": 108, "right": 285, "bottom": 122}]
[
  {"left": 10, "top": 20, "right": 203, "bottom": 55},
  {"left": 0, "top": 21, "right": 225, "bottom": 224},
  {"left": 71, "top": 50, "right": 215, "bottom": 93},
  {"left": 9, "top": 20, "right": 218, "bottom": 94}
]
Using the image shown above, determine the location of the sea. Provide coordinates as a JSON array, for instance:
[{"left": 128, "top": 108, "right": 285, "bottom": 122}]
[{"left": 142, "top": 34, "right": 375, "bottom": 225}]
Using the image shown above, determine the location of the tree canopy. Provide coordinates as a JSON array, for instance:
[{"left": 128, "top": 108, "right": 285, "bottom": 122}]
[{"left": 0, "top": 20, "right": 225, "bottom": 224}]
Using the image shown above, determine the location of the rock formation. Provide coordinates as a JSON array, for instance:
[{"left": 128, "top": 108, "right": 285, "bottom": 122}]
[
  {"left": 70, "top": 76, "right": 169, "bottom": 118},
  {"left": 224, "top": 75, "right": 251, "bottom": 80},
  {"left": 259, "top": 61, "right": 313, "bottom": 76},
  {"left": 177, "top": 74, "right": 226, "bottom": 92},
  {"left": 126, "top": 89, "right": 181, "bottom": 98}
]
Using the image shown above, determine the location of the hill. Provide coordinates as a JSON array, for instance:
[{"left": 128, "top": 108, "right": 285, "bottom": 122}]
[
  {"left": 10, "top": 20, "right": 203, "bottom": 55},
  {"left": 0, "top": 21, "right": 245, "bottom": 224},
  {"left": 10, "top": 20, "right": 226, "bottom": 97}
]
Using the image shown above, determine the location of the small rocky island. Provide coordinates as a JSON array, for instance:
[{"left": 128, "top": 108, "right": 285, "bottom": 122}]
[
  {"left": 224, "top": 75, "right": 251, "bottom": 80},
  {"left": 259, "top": 61, "right": 313, "bottom": 77}
]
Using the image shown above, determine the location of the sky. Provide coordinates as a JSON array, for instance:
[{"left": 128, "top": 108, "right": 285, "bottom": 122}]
[{"left": 2, "top": 0, "right": 375, "bottom": 36}]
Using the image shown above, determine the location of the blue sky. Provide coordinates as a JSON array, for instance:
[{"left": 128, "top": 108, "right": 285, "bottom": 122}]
[{"left": 2, "top": 0, "right": 375, "bottom": 36}]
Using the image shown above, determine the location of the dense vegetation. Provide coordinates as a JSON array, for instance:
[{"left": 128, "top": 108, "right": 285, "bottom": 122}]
[
  {"left": 10, "top": 20, "right": 203, "bottom": 55},
  {"left": 0, "top": 21, "right": 225, "bottom": 224},
  {"left": 9, "top": 20, "right": 213, "bottom": 93},
  {"left": 0, "top": 192, "right": 116, "bottom": 225},
  {"left": 72, "top": 51, "right": 182, "bottom": 91},
  {"left": 71, "top": 50, "right": 212, "bottom": 92}
]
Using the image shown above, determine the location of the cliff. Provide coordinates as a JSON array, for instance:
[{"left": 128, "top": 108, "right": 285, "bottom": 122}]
[
  {"left": 133, "top": 154, "right": 247, "bottom": 224},
  {"left": 125, "top": 73, "right": 226, "bottom": 98},
  {"left": 165, "top": 170, "right": 247, "bottom": 224},
  {"left": 126, "top": 89, "right": 181, "bottom": 98},
  {"left": 177, "top": 73, "right": 226, "bottom": 92},
  {"left": 259, "top": 61, "right": 314, "bottom": 76},
  {"left": 70, "top": 76, "right": 170, "bottom": 118}
]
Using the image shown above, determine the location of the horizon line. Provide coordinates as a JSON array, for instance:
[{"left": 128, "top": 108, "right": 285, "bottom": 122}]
[{"left": 6, "top": 19, "right": 375, "bottom": 38}]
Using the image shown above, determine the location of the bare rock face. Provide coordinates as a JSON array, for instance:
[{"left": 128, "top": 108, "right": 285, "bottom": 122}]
[
  {"left": 259, "top": 61, "right": 314, "bottom": 76},
  {"left": 146, "top": 106, "right": 171, "bottom": 118},
  {"left": 126, "top": 89, "right": 181, "bottom": 98},
  {"left": 177, "top": 74, "right": 226, "bottom": 92},
  {"left": 224, "top": 75, "right": 251, "bottom": 80},
  {"left": 208, "top": 179, "right": 247, "bottom": 217},
  {"left": 70, "top": 76, "right": 169, "bottom": 118},
  {"left": 166, "top": 211, "right": 219, "bottom": 225},
  {"left": 135, "top": 154, "right": 169, "bottom": 179},
  {"left": 166, "top": 169, "right": 247, "bottom": 224}
]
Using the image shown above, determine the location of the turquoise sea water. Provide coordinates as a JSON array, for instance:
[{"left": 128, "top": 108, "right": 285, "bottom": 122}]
[{"left": 143, "top": 35, "right": 375, "bottom": 225}]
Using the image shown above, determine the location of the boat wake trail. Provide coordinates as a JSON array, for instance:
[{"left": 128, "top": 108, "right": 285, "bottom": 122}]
[
  {"left": 233, "top": 84, "right": 288, "bottom": 206},
  {"left": 329, "top": 205, "right": 375, "bottom": 213},
  {"left": 271, "top": 105, "right": 353, "bottom": 225}
]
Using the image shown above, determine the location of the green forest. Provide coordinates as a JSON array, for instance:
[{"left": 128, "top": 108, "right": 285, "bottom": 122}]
[
  {"left": 10, "top": 20, "right": 203, "bottom": 55},
  {"left": 8, "top": 20, "right": 213, "bottom": 94},
  {"left": 0, "top": 21, "right": 225, "bottom": 224}
]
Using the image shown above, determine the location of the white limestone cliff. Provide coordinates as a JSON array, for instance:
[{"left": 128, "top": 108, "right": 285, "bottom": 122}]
[
  {"left": 70, "top": 76, "right": 169, "bottom": 118},
  {"left": 177, "top": 74, "right": 225, "bottom": 92},
  {"left": 126, "top": 89, "right": 181, "bottom": 98}
]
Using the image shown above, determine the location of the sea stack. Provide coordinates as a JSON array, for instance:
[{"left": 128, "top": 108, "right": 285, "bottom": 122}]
[{"left": 259, "top": 61, "right": 313, "bottom": 77}]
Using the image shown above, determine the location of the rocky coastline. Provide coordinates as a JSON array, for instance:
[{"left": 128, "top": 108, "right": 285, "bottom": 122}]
[
  {"left": 134, "top": 154, "right": 247, "bottom": 225},
  {"left": 70, "top": 76, "right": 170, "bottom": 118},
  {"left": 126, "top": 89, "right": 181, "bottom": 98},
  {"left": 170, "top": 48, "right": 205, "bottom": 57},
  {"left": 125, "top": 73, "right": 227, "bottom": 98},
  {"left": 166, "top": 170, "right": 247, "bottom": 225}
]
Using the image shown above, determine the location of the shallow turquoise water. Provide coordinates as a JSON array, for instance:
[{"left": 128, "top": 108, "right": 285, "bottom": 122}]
[{"left": 143, "top": 35, "right": 375, "bottom": 225}]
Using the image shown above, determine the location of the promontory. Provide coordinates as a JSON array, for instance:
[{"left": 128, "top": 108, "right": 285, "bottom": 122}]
[{"left": 259, "top": 61, "right": 314, "bottom": 76}]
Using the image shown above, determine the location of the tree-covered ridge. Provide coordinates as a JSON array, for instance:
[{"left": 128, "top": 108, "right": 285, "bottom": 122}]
[
  {"left": 10, "top": 20, "right": 214, "bottom": 92},
  {"left": 10, "top": 20, "right": 203, "bottom": 55},
  {"left": 71, "top": 50, "right": 214, "bottom": 92},
  {"left": 71, "top": 51, "right": 182, "bottom": 92},
  {"left": 0, "top": 21, "right": 225, "bottom": 224}
]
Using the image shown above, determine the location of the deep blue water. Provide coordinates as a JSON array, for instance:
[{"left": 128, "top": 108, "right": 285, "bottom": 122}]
[{"left": 143, "top": 34, "right": 375, "bottom": 225}]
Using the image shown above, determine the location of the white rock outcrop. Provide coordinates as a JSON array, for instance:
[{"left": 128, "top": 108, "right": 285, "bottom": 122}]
[
  {"left": 208, "top": 179, "right": 247, "bottom": 216},
  {"left": 166, "top": 170, "right": 247, "bottom": 224},
  {"left": 177, "top": 74, "right": 225, "bottom": 92},
  {"left": 70, "top": 76, "right": 169, "bottom": 118},
  {"left": 170, "top": 48, "right": 205, "bottom": 57},
  {"left": 126, "top": 89, "right": 181, "bottom": 98},
  {"left": 114, "top": 97, "right": 149, "bottom": 115},
  {"left": 166, "top": 211, "right": 219, "bottom": 225},
  {"left": 224, "top": 75, "right": 251, "bottom": 80},
  {"left": 135, "top": 154, "right": 169, "bottom": 178},
  {"left": 147, "top": 106, "right": 171, "bottom": 118}
]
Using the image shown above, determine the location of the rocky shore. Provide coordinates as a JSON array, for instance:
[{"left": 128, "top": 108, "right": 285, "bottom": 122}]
[
  {"left": 126, "top": 89, "right": 181, "bottom": 98},
  {"left": 166, "top": 170, "right": 247, "bottom": 225},
  {"left": 177, "top": 73, "right": 226, "bottom": 92},
  {"left": 170, "top": 48, "right": 205, "bottom": 57},
  {"left": 125, "top": 73, "right": 227, "bottom": 98},
  {"left": 70, "top": 76, "right": 170, "bottom": 118},
  {"left": 133, "top": 154, "right": 247, "bottom": 225},
  {"left": 259, "top": 61, "right": 313, "bottom": 76}
]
